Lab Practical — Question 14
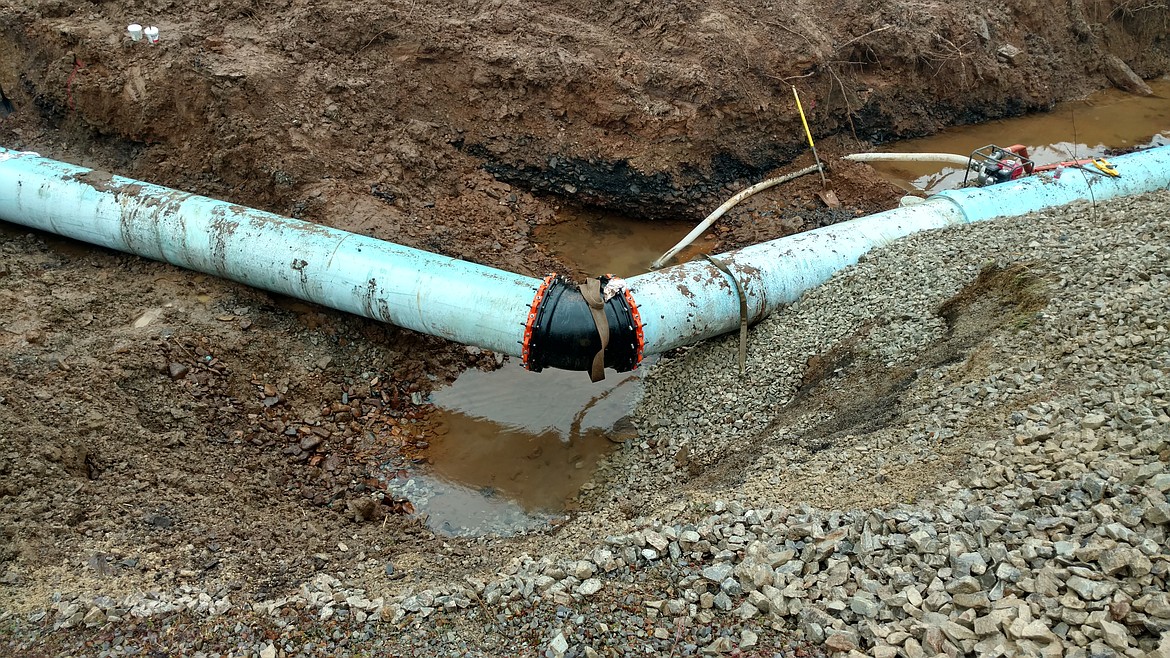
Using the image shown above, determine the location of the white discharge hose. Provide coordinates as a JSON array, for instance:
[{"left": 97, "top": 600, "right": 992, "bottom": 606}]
[
  {"left": 650, "top": 164, "right": 821, "bottom": 270},
  {"left": 843, "top": 152, "right": 972, "bottom": 167}
]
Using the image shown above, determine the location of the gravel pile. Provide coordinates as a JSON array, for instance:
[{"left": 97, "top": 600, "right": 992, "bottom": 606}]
[{"left": 5, "top": 191, "right": 1170, "bottom": 656}]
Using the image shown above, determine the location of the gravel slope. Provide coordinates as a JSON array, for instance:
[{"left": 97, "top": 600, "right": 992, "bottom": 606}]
[{"left": 5, "top": 190, "right": 1170, "bottom": 657}]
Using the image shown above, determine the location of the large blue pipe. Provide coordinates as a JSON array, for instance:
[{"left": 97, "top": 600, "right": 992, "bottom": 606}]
[
  {"left": 626, "top": 146, "right": 1170, "bottom": 354},
  {"left": 2, "top": 145, "right": 1168, "bottom": 372},
  {"left": 0, "top": 148, "right": 541, "bottom": 356}
]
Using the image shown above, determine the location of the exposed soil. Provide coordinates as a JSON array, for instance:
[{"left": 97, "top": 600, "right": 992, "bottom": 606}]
[
  {"left": 0, "top": 226, "right": 493, "bottom": 610},
  {"left": 2, "top": 0, "right": 1169, "bottom": 634},
  {"left": 4, "top": 1, "right": 1168, "bottom": 253}
]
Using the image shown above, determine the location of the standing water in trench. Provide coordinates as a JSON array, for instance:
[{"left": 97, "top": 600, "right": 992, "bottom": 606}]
[
  {"left": 869, "top": 79, "right": 1170, "bottom": 191},
  {"left": 534, "top": 205, "right": 715, "bottom": 277},
  {"left": 381, "top": 363, "right": 643, "bottom": 537}
]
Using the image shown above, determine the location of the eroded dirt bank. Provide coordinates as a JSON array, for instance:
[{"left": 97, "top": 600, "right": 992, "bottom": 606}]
[{"left": 2, "top": 1, "right": 1168, "bottom": 243}]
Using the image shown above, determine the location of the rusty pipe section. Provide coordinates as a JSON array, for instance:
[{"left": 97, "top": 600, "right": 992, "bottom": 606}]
[{"left": 3, "top": 144, "right": 1170, "bottom": 375}]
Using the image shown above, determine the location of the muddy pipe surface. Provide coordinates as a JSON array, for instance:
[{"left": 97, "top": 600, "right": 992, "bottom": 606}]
[
  {"left": 625, "top": 144, "right": 1170, "bottom": 354},
  {"left": 0, "top": 148, "right": 542, "bottom": 357},
  {"left": 2, "top": 145, "right": 1169, "bottom": 374}
]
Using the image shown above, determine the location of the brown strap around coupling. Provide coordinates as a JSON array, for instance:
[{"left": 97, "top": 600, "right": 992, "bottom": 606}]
[
  {"left": 579, "top": 277, "right": 610, "bottom": 382},
  {"left": 704, "top": 255, "right": 749, "bottom": 376}
]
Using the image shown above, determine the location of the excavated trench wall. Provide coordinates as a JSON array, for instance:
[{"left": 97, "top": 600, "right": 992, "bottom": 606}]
[{"left": 1, "top": 1, "right": 1168, "bottom": 229}]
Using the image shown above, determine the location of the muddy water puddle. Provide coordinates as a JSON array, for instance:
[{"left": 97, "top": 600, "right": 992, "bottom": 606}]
[
  {"left": 870, "top": 79, "right": 1170, "bottom": 192},
  {"left": 536, "top": 206, "right": 712, "bottom": 277},
  {"left": 382, "top": 362, "right": 643, "bottom": 537}
]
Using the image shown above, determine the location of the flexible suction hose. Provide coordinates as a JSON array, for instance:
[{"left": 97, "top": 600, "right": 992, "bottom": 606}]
[
  {"left": 844, "top": 152, "right": 972, "bottom": 167},
  {"left": 649, "top": 164, "right": 821, "bottom": 269}
]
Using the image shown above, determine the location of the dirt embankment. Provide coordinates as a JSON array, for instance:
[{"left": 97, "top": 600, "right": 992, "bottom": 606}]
[
  {"left": 1, "top": 0, "right": 1168, "bottom": 624},
  {"left": 0, "top": 227, "right": 512, "bottom": 609},
  {"left": 2, "top": 1, "right": 1167, "bottom": 241}
]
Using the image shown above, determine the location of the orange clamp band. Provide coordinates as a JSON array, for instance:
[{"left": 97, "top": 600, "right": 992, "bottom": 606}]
[{"left": 520, "top": 274, "right": 556, "bottom": 370}]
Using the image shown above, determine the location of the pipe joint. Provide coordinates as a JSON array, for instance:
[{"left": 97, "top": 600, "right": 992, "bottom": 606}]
[{"left": 521, "top": 274, "right": 644, "bottom": 374}]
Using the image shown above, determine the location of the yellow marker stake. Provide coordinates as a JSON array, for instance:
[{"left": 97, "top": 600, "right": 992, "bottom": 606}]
[{"left": 792, "top": 86, "right": 828, "bottom": 186}]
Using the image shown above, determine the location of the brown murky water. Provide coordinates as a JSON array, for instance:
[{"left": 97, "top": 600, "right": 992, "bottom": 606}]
[
  {"left": 383, "top": 363, "right": 643, "bottom": 536},
  {"left": 869, "top": 79, "right": 1170, "bottom": 192},
  {"left": 535, "top": 206, "right": 713, "bottom": 277},
  {"left": 428, "top": 363, "right": 639, "bottom": 508}
]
